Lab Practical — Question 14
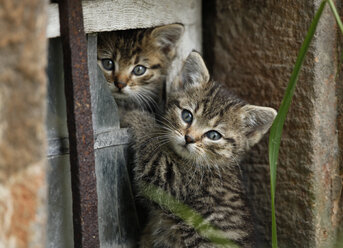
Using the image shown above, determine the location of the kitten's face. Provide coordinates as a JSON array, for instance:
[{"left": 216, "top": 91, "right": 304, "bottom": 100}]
[
  {"left": 165, "top": 52, "right": 277, "bottom": 166},
  {"left": 97, "top": 24, "right": 183, "bottom": 105},
  {"left": 166, "top": 82, "right": 246, "bottom": 165}
]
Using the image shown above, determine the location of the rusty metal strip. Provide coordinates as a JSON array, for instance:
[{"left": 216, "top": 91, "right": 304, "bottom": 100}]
[{"left": 58, "top": 1, "right": 99, "bottom": 247}]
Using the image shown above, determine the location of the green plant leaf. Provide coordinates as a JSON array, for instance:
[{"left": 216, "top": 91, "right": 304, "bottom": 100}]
[
  {"left": 142, "top": 184, "right": 240, "bottom": 248},
  {"left": 328, "top": 0, "right": 343, "bottom": 34},
  {"left": 268, "top": 1, "right": 327, "bottom": 248},
  {"left": 328, "top": 0, "right": 343, "bottom": 82}
]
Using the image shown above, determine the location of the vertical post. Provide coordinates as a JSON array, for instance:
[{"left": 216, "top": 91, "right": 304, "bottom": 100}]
[{"left": 58, "top": 1, "right": 99, "bottom": 247}]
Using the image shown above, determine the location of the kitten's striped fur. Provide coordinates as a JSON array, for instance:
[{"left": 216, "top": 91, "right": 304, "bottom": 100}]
[
  {"left": 124, "top": 52, "right": 277, "bottom": 247},
  {"left": 97, "top": 24, "right": 184, "bottom": 126}
]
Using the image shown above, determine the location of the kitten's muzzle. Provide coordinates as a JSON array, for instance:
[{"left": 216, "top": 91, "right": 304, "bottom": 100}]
[
  {"left": 185, "top": 135, "right": 195, "bottom": 144},
  {"left": 114, "top": 81, "right": 127, "bottom": 90}
]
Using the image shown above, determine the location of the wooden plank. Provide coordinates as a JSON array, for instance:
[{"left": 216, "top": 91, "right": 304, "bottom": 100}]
[
  {"left": 47, "top": 0, "right": 201, "bottom": 38},
  {"left": 58, "top": 1, "right": 99, "bottom": 247},
  {"left": 47, "top": 128, "right": 129, "bottom": 157},
  {"left": 94, "top": 128, "right": 129, "bottom": 150},
  {"left": 46, "top": 38, "right": 74, "bottom": 248},
  {"left": 47, "top": 155, "right": 74, "bottom": 248},
  {"left": 87, "top": 34, "right": 139, "bottom": 247}
]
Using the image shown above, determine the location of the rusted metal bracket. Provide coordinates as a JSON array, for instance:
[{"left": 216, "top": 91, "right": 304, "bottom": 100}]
[{"left": 58, "top": 0, "right": 100, "bottom": 247}]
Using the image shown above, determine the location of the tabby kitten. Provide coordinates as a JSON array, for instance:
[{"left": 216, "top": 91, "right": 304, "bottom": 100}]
[
  {"left": 97, "top": 24, "right": 184, "bottom": 125},
  {"left": 124, "top": 52, "right": 277, "bottom": 248}
]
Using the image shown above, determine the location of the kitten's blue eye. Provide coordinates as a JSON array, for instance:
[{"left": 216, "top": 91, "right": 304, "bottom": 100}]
[
  {"left": 132, "top": 65, "right": 146, "bottom": 76},
  {"left": 205, "top": 130, "right": 222, "bottom": 140},
  {"left": 181, "top": 109, "right": 193, "bottom": 124},
  {"left": 102, "top": 59, "right": 114, "bottom": 70}
]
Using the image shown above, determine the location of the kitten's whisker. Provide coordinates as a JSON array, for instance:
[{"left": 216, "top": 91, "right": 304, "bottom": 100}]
[
  {"left": 148, "top": 140, "right": 171, "bottom": 155},
  {"left": 132, "top": 94, "right": 146, "bottom": 112},
  {"left": 160, "top": 125, "right": 178, "bottom": 135},
  {"left": 200, "top": 155, "right": 214, "bottom": 178},
  {"left": 138, "top": 135, "right": 170, "bottom": 149},
  {"left": 205, "top": 155, "right": 222, "bottom": 177},
  {"left": 136, "top": 91, "right": 151, "bottom": 111},
  {"left": 159, "top": 124, "right": 183, "bottom": 138},
  {"left": 205, "top": 156, "right": 223, "bottom": 188},
  {"left": 232, "top": 155, "right": 243, "bottom": 178},
  {"left": 140, "top": 90, "right": 159, "bottom": 108},
  {"left": 155, "top": 114, "right": 177, "bottom": 128},
  {"left": 160, "top": 127, "right": 182, "bottom": 138},
  {"left": 136, "top": 132, "right": 169, "bottom": 140},
  {"left": 136, "top": 87, "right": 161, "bottom": 113},
  {"left": 185, "top": 159, "right": 198, "bottom": 188},
  {"left": 156, "top": 118, "right": 178, "bottom": 132},
  {"left": 197, "top": 157, "right": 205, "bottom": 187},
  {"left": 139, "top": 134, "right": 171, "bottom": 151},
  {"left": 135, "top": 92, "right": 154, "bottom": 113}
]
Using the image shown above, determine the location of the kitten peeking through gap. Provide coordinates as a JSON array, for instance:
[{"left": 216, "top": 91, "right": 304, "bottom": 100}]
[
  {"left": 97, "top": 24, "right": 184, "bottom": 126},
  {"left": 123, "top": 52, "right": 277, "bottom": 247}
]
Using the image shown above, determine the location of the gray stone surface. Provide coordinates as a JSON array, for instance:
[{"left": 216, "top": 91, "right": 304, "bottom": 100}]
[{"left": 203, "top": 0, "right": 342, "bottom": 247}]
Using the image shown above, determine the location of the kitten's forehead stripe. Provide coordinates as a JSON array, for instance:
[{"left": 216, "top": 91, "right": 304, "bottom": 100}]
[
  {"left": 151, "top": 64, "right": 161, "bottom": 69},
  {"left": 202, "top": 84, "right": 220, "bottom": 116},
  {"left": 142, "top": 74, "right": 154, "bottom": 83},
  {"left": 224, "top": 137, "right": 236, "bottom": 145},
  {"left": 132, "top": 47, "right": 142, "bottom": 57},
  {"left": 194, "top": 102, "right": 200, "bottom": 113},
  {"left": 169, "top": 99, "right": 181, "bottom": 109},
  {"left": 137, "top": 29, "right": 147, "bottom": 44},
  {"left": 134, "top": 56, "right": 140, "bottom": 64}
]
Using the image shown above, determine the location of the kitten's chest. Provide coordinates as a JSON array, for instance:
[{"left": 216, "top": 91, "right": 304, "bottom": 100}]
[
  {"left": 181, "top": 174, "right": 242, "bottom": 208},
  {"left": 163, "top": 156, "right": 241, "bottom": 203},
  {"left": 138, "top": 149, "right": 244, "bottom": 209}
]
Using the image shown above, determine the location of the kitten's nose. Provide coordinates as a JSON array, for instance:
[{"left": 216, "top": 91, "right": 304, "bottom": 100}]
[
  {"left": 114, "top": 81, "right": 127, "bottom": 90},
  {"left": 185, "top": 135, "right": 195, "bottom": 144}
]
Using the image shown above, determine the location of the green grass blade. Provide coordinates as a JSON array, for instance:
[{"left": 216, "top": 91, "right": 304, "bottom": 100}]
[
  {"left": 142, "top": 184, "right": 240, "bottom": 248},
  {"left": 328, "top": 0, "right": 343, "bottom": 34},
  {"left": 268, "top": 1, "right": 327, "bottom": 248},
  {"left": 328, "top": 0, "right": 343, "bottom": 82}
]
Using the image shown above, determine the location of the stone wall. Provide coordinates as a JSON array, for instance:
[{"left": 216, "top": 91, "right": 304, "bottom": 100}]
[
  {"left": 203, "top": 0, "right": 342, "bottom": 247},
  {"left": 0, "top": 0, "right": 47, "bottom": 247}
]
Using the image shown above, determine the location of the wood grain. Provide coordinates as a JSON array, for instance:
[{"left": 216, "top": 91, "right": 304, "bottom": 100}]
[{"left": 47, "top": 0, "right": 201, "bottom": 38}]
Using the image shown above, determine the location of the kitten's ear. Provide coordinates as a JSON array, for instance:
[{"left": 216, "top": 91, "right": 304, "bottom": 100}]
[
  {"left": 172, "top": 51, "right": 210, "bottom": 91},
  {"left": 151, "top": 24, "right": 184, "bottom": 57},
  {"left": 241, "top": 105, "right": 277, "bottom": 148}
]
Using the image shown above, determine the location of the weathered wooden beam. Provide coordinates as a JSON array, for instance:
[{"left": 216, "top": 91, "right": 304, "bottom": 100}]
[
  {"left": 47, "top": 0, "right": 201, "bottom": 38},
  {"left": 58, "top": 0, "right": 99, "bottom": 247},
  {"left": 87, "top": 34, "right": 140, "bottom": 247},
  {"left": 47, "top": 128, "right": 129, "bottom": 157}
]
